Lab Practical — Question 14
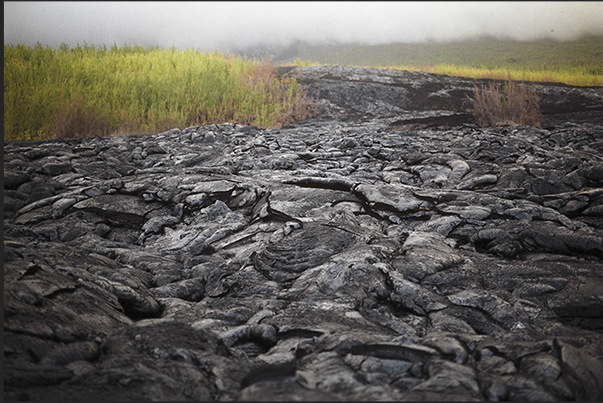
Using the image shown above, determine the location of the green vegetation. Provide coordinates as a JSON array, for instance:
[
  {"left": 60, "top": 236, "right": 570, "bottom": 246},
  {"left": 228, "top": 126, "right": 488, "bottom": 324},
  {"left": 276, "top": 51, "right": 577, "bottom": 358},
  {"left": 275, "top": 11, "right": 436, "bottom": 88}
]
[
  {"left": 283, "top": 36, "right": 603, "bottom": 86},
  {"left": 4, "top": 43, "right": 314, "bottom": 141},
  {"left": 386, "top": 64, "right": 601, "bottom": 87},
  {"left": 6, "top": 37, "right": 600, "bottom": 140}
]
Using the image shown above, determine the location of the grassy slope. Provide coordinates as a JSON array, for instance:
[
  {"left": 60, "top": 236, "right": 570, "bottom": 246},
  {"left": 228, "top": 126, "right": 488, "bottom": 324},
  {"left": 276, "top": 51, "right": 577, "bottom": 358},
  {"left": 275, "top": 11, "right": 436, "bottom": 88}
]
[{"left": 282, "top": 36, "right": 603, "bottom": 85}]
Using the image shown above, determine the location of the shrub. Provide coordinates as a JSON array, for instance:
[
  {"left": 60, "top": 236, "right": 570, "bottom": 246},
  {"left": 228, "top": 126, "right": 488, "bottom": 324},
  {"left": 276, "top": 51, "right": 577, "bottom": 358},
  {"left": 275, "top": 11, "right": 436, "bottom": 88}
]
[{"left": 469, "top": 79, "right": 542, "bottom": 127}]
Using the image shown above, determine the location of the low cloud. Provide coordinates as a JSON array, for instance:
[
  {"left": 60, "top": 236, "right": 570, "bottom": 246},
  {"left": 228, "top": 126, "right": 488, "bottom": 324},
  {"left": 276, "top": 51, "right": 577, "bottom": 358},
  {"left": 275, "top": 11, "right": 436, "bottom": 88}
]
[{"left": 4, "top": 1, "right": 603, "bottom": 51}]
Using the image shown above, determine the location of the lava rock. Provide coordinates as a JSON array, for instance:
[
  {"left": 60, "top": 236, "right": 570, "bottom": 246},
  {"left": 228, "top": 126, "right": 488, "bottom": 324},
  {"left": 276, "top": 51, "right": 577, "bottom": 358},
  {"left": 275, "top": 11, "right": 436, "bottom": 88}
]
[{"left": 4, "top": 66, "right": 603, "bottom": 401}]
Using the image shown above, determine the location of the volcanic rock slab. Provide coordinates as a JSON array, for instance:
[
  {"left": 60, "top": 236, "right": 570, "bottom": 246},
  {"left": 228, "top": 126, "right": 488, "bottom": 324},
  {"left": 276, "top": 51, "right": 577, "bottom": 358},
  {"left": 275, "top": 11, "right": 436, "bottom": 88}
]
[{"left": 4, "top": 66, "right": 603, "bottom": 401}]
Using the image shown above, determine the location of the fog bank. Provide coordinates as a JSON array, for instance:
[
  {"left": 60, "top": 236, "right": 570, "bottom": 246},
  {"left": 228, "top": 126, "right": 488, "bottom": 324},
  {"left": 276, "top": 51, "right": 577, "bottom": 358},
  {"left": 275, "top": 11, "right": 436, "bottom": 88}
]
[{"left": 4, "top": 1, "right": 603, "bottom": 51}]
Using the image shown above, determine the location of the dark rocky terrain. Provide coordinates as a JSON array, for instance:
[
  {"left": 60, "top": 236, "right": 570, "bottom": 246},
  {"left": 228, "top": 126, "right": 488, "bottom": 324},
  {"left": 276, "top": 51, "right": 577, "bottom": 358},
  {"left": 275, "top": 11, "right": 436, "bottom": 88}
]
[{"left": 4, "top": 66, "right": 603, "bottom": 401}]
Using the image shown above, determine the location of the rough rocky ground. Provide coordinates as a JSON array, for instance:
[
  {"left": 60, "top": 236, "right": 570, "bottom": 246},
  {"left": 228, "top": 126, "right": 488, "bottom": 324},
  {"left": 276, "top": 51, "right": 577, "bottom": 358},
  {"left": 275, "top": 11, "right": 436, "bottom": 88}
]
[{"left": 4, "top": 66, "right": 603, "bottom": 401}]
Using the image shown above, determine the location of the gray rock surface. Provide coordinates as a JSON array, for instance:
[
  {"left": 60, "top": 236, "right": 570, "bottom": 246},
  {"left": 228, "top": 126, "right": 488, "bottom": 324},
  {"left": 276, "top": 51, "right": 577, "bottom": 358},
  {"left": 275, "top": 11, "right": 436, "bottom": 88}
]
[{"left": 4, "top": 66, "right": 603, "bottom": 401}]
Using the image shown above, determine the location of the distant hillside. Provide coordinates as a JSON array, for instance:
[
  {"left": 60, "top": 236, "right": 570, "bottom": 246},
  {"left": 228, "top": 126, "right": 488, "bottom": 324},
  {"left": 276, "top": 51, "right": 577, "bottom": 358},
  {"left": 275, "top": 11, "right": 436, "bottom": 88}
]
[{"left": 275, "top": 35, "right": 603, "bottom": 70}]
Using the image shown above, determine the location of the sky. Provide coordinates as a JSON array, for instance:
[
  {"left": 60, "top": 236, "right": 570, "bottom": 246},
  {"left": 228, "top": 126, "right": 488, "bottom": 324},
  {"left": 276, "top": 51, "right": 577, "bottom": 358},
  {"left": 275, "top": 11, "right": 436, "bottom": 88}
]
[{"left": 4, "top": 1, "right": 603, "bottom": 52}]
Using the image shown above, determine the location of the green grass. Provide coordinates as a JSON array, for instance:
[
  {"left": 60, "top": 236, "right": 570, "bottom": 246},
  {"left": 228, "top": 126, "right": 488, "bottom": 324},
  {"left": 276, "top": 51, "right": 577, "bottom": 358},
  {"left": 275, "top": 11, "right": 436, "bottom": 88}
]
[
  {"left": 283, "top": 36, "right": 603, "bottom": 86},
  {"left": 4, "top": 43, "right": 313, "bottom": 141},
  {"left": 6, "top": 38, "right": 600, "bottom": 141},
  {"left": 385, "top": 64, "right": 602, "bottom": 87}
]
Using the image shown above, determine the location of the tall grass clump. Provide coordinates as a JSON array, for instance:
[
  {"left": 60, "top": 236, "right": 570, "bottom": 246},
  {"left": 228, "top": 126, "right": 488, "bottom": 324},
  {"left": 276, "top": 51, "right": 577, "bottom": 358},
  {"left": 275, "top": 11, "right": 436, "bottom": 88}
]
[
  {"left": 469, "top": 79, "right": 543, "bottom": 127},
  {"left": 4, "top": 43, "right": 314, "bottom": 141}
]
